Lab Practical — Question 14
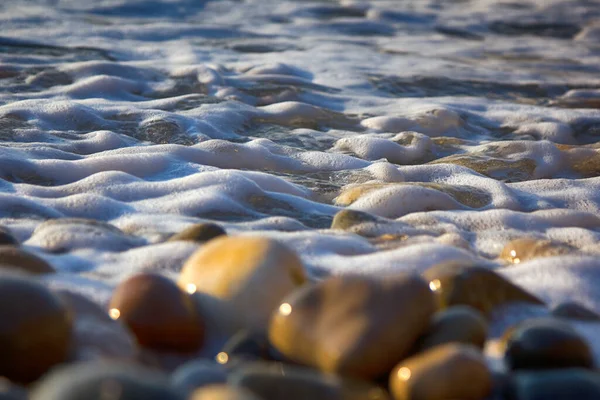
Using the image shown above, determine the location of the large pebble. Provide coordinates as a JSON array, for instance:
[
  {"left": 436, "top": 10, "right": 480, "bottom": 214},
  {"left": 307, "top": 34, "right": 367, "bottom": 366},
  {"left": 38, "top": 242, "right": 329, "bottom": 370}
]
[
  {"left": 269, "top": 274, "right": 436, "bottom": 379},
  {"left": 230, "top": 361, "right": 390, "bottom": 400},
  {"left": 0, "top": 275, "right": 72, "bottom": 383},
  {"left": 389, "top": 344, "right": 492, "bottom": 400},
  {"left": 30, "top": 361, "right": 184, "bottom": 400},
  {"left": 168, "top": 223, "right": 226, "bottom": 243},
  {"left": 416, "top": 305, "right": 487, "bottom": 351},
  {"left": 179, "top": 236, "right": 306, "bottom": 332},
  {"left": 191, "top": 385, "right": 262, "bottom": 400},
  {"left": 509, "top": 369, "right": 600, "bottom": 400},
  {"left": 503, "top": 318, "right": 594, "bottom": 370},
  {"left": 423, "top": 264, "right": 543, "bottom": 315},
  {"left": 109, "top": 273, "right": 204, "bottom": 353},
  {"left": 0, "top": 245, "right": 54, "bottom": 274}
]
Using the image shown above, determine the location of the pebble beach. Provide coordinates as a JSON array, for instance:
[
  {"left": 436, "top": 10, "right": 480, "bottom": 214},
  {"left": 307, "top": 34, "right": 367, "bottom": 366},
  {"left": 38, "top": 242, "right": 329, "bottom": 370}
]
[{"left": 2, "top": 0, "right": 600, "bottom": 398}]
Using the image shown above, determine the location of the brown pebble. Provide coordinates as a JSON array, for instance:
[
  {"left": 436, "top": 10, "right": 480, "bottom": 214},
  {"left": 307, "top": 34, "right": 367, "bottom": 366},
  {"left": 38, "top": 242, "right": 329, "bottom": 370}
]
[
  {"left": 168, "top": 223, "right": 226, "bottom": 243},
  {"left": 191, "top": 385, "right": 262, "bottom": 400},
  {"left": 178, "top": 236, "right": 306, "bottom": 333},
  {"left": 269, "top": 274, "right": 436, "bottom": 379},
  {"left": 109, "top": 273, "right": 204, "bottom": 353},
  {"left": 0, "top": 245, "right": 55, "bottom": 274},
  {"left": 500, "top": 237, "right": 573, "bottom": 265},
  {"left": 423, "top": 264, "right": 544, "bottom": 315},
  {"left": 0, "top": 275, "right": 72, "bottom": 383},
  {"left": 416, "top": 305, "right": 488, "bottom": 351},
  {"left": 552, "top": 302, "right": 600, "bottom": 321},
  {"left": 389, "top": 344, "right": 492, "bottom": 400}
]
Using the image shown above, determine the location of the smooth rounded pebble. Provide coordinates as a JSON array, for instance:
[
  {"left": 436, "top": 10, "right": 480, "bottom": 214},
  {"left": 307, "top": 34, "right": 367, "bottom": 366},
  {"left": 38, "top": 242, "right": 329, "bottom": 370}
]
[
  {"left": 30, "top": 361, "right": 184, "bottom": 400},
  {"left": 269, "top": 274, "right": 436, "bottom": 379},
  {"left": 423, "top": 264, "right": 544, "bottom": 315},
  {"left": 191, "top": 384, "right": 262, "bottom": 400},
  {"left": 415, "top": 305, "right": 488, "bottom": 351},
  {"left": 0, "top": 227, "right": 17, "bottom": 246},
  {"left": 171, "top": 360, "right": 229, "bottom": 397},
  {"left": 509, "top": 369, "right": 600, "bottom": 400},
  {"left": 0, "top": 275, "right": 72, "bottom": 383},
  {"left": 0, "top": 245, "right": 55, "bottom": 274},
  {"left": 504, "top": 318, "right": 594, "bottom": 370},
  {"left": 552, "top": 302, "right": 600, "bottom": 321},
  {"left": 330, "top": 209, "right": 380, "bottom": 231},
  {"left": 109, "top": 273, "right": 204, "bottom": 353},
  {"left": 178, "top": 236, "right": 306, "bottom": 332},
  {"left": 229, "top": 361, "right": 390, "bottom": 400},
  {"left": 168, "top": 223, "right": 226, "bottom": 243},
  {"left": 389, "top": 344, "right": 492, "bottom": 400},
  {"left": 500, "top": 237, "right": 574, "bottom": 264}
]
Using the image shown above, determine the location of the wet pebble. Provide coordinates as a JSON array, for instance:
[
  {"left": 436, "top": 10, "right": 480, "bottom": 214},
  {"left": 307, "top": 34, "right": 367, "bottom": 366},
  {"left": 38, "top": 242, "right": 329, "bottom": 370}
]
[
  {"left": 503, "top": 318, "right": 594, "bottom": 370},
  {"left": 179, "top": 236, "right": 306, "bottom": 333},
  {"left": 552, "top": 302, "right": 600, "bottom": 321},
  {"left": 330, "top": 209, "right": 380, "bottom": 231},
  {"left": 500, "top": 237, "right": 574, "bottom": 264},
  {"left": 109, "top": 273, "right": 204, "bottom": 353},
  {"left": 191, "top": 384, "right": 262, "bottom": 400},
  {"left": 0, "top": 245, "right": 55, "bottom": 274},
  {"left": 508, "top": 369, "right": 600, "bottom": 400},
  {"left": 168, "top": 223, "right": 226, "bottom": 243},
  {"left": 0, "top": 275, "right": 72, "bottom": 383},
  {"left": 30, "top": 361, "right": 184, "bottom": 400},
  {"left": 415, "top": 305, "right": 488, "bottom": 352},
  {"left": 423, "top": 264, "right": 544, "bottom": 315},
  {"left": 218, "top": 330, "right": 274, "bottom": 363},
  {"left": 269, "top": 274, "right": 436, "bottom": 379},
  {"left": 389, "top": 344, "right": 492, "bottom": 400},
  {"left": 229, "top": 361, "right": 390, "bottom": 400}
]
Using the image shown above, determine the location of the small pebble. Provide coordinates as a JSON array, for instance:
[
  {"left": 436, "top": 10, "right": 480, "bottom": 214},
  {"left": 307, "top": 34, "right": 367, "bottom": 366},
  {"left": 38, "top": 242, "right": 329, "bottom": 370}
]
[
  {"left": 330, "top": 209, "right": 380, "bottom": 231},
  {"left": 500, "top": 237, "right": 573, "bottom": 264},
  {"left": 0, "top": 245, "right": 55, "bottom": 274},
  {"left": 509, "top": 369, "right": 600, "bottom": 400},
  {"left": 168, "top": 223, "right": 226, "bottom": 243},
  {"left": 229, "top": 361, "right": 390, "bottom": 400},
  {"left": 503, "top": 318, "right": 594, "bottom": 370},
  {"left": 269, "top": 274, "right": 436, "bottom": 379},
  {"left": 0, "top": 275, "right": 72, "bottom": 383},
  {"left": 30, "top": 361, "right": 184, "bottom": 400},
  {"left": 191, "top": 384, "right": 262, "bottom": 400},
  {"left": 552, "top": 302, "right": 600, "bottom": 321},
  {"left": 423, "top": 264, "right": 544, "bottom": 315},
  {"left": 178, "top": 236, "right": 306, "bottom": 333},
  {"left": 389, "top": 344, "right": 492, "bottom": 400},
  {"left": 109, "top": 273, "right": 204, "bottom": 353},
  {"left": 415, "top": 305, "right": 488, "bottom": 351}
]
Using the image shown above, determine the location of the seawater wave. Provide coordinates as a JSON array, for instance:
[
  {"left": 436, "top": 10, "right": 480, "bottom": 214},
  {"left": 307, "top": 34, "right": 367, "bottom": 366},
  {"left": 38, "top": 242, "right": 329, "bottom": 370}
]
[{"left": 2, "top": 0, "right": 600, "bottom": 360}]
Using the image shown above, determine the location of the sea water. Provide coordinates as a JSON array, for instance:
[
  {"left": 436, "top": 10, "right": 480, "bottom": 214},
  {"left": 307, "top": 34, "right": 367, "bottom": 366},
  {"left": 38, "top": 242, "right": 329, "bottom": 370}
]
[{"left": 1, "top": 0, "right": 600, "bottom": 360}]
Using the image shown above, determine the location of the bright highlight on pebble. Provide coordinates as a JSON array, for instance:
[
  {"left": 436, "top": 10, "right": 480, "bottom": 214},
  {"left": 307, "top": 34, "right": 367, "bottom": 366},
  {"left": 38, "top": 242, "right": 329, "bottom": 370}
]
[
  {"left": 279, "top": 303, "right": 292, "bottom": 316},
  {"left": 216, "top": 352, "right": 229, "bottom": 364},
  {"left": 398, "top": 367, "right": 411, "bottom": 380},
  {"left": 109, "top": 308, "right": 120, "bottom": 320},
  {"left": 429, "top": 279, "right": 441, "bottom": 291},
  {"left": 186, "top": 283, "right": 197, "bottom": 294}
]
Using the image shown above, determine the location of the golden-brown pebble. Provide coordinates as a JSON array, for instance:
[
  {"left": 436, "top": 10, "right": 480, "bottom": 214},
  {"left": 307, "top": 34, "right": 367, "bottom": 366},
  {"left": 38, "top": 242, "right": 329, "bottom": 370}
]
[
  {"left": 416, "top": 305, "right": 488, "bottom": 352},
  {"left": 229, "top": 361, "right": 390, "bottom": 400},
  {"left": 0, "top": 245, "right": 55, "bottom": 274},
  {"left": 0, "top": 275, "right": 72, "bottom": 383},
  {"left": 552, "top": 302, "right": 600, "bottom": 321},
  {"left": 423, "top": 264, "right": 544, "bottom": 315},
  {"left": 190, "top": 384, "right": 262, "bottom": 400},
  {"left": 109, "top": 273, "right": 204, "bottom": 353},
  {"left": 500, "top": 237, "right": 574, "bottom": 265},
  {"left": 167, "top": 223, "right": 226, "bottom": 243},
  {"left": 269, "top": 274, "right": 436, "bottom": 379},
  {"left": 178, "top": 236, "right": 306, "bottom": 332},
  {"left": 389, "top": 344, "right": 492, "bottom": 400}
]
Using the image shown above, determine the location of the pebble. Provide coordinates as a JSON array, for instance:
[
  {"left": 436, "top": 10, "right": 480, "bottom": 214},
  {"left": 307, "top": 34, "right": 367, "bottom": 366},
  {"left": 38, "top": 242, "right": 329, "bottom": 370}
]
[
  {"left": 552, "top": 302, "right": 600, "bottom": 321},
  {"left": 0, "top": 227, "right": 17, "bottom": 246},
  {"left": 0, "top": 275, "right": 72, "bottom": 383},
  {"left": 269, "top": 274, "right": 436, "bottom": 379},
  {"left": 178, "top": 236, "right": 306, "bottom": 332},
  {"left": 422, "top": 264, "right": 544, "bottom": 315},
  {"left": 389, "top": 344, "right": 492, "bottom": 400},
  {"left": 0, "top": 245, "right": 55, "bottom": 274},
  {"left": 30, "top": 361, "right": 184, "bottom": 400},
  {"left": 229, "top": 361, "right": 390, "bottom": 400},
  {"left": 330, "top": 209, "right": 380, "bottom": 231},
  {"left": 191, "top": 385, "right": 262, "bottom": 400},
  {"left": 509, "top": 369, "right": 600, "bottom": 400},
  {"left": 415, "top": 305, "right": 488, "bottom": 351},
  {"left": 500, "top": 237, "right": 574, "bottom": 264},
  {"left": 171, "top": 360, "right": 229, "bottom": 396},
  {"left": 503, "top": 318, "right": 594, "bottom": 370},
  {"left": 109, "top": 273, "right": 204, "bottom": 353},
  {"left": 218, "top": 330, "right": 274, "bottom": 362},
  {"left": 168, "top": 223, "right": 226, "bottom": 243}
]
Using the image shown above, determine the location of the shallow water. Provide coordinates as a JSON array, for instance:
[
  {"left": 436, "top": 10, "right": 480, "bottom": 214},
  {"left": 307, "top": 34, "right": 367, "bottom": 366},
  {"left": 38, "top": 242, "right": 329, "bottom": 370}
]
[{"left": 2, "top": 0, "right": 600, "bottom": 361}]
